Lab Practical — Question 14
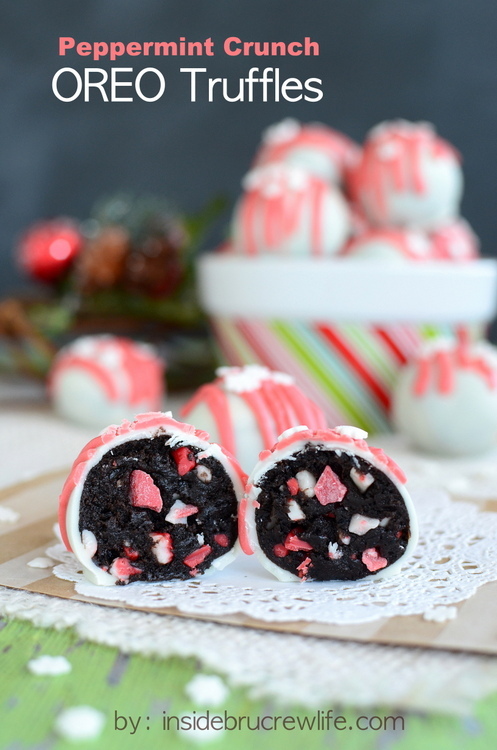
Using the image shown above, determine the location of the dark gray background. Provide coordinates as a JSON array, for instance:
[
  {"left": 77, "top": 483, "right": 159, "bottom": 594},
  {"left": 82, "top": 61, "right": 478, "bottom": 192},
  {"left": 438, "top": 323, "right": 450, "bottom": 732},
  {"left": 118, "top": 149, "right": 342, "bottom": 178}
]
[{"left": 1, "top": 0, "right": 497, "bottom": 294}]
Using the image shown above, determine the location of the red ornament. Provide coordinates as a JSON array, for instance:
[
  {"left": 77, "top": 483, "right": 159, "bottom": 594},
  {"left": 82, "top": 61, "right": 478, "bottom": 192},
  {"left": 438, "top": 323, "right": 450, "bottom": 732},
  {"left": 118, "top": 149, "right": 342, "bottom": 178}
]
[{"left": 18, "top": 219, "right": 83, "bottom": 282}]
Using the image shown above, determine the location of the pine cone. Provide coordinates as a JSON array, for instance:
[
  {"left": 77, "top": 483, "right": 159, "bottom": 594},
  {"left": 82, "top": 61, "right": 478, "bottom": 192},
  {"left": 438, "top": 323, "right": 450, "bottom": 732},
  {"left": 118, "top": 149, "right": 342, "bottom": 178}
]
[
  {"left": 77, "top": 226, "right": 130, "bottom": 292},
  {"left": 124, "top": 234, "right": 184, "bottom": 297}
]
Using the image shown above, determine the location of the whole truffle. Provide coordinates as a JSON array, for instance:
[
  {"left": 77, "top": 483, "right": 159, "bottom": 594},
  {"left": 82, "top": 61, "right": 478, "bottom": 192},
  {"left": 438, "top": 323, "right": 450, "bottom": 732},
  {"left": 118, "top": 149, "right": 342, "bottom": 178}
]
[
  {"left": 49, "top": 335, "right": 165, "bottom": 429},
  {"left": 253, "top": 118, "right": 360, "bottom": 186},
  {"left": 351, "top": 120, "right": 463, "bottom": 230},
  {"left": 393, "top": 337, "right": 497, "bottom": 456},
  {"left": 231, "top": 164, "right": 351, "bottom": 257},
  {"left": 181, "top": 365, "right": 327, "bottom": 471}
]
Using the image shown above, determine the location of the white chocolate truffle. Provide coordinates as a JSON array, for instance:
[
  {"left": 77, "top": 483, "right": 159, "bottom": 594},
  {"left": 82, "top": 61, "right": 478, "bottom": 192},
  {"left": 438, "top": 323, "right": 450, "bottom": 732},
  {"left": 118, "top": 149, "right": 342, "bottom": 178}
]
[
  {"left": 393, "top": 337, "right": 497, "bottom": 456},
  {"left": 430, "top": 218, "right": 480, "bottom": 261},
  {"left": 49, "top": 335, "right": 165, "bottom": 429},
  {"left": 351, "top": 120, "right": 463, "bottom": 230},
  {"left": 231, "top": 164, "right": 351, "bottom": 257},
  {"left": 341, "top": 228, "right": 433, "bottom": 262},
  {"left": 253, "top": 118, "right": 361, "bottom": 185},
  {"left": 181, "top": 365, "right": 327, "bottom": 472}
]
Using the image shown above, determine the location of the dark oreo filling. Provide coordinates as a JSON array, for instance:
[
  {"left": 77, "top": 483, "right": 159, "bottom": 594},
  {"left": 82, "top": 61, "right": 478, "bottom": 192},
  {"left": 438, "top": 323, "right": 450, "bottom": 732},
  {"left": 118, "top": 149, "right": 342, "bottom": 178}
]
[
  {"left": 79, "top": 435, "right": 238, "bottom": 582},
  {"left": 255, "top": 445, "right": 410, "bottom": 581}
]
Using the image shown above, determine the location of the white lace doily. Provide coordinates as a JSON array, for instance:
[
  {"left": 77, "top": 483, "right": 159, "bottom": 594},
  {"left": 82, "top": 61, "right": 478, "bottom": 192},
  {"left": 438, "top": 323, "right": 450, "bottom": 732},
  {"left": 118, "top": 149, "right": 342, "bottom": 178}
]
[{"left": 49, "top": 488, "right": 497, "bottom": 625}]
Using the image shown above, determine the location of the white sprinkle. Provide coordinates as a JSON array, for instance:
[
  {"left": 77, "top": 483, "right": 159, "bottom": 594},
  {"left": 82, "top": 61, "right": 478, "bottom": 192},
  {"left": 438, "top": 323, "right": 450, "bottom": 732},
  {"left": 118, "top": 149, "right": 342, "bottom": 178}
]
[
  {"left": 0, "top": 506, "right": 20, "bottom": 523},
  {"left": 328, "top": 542, "right": 343, "bottom": 560},
  {"left": 335, "top": 425, "right": 368, "bottom": 440},
  {"left": 27, "top": 557, "right": 53, "bottom": 569},
  {"left": 278, "top": 425, "right": 309, "bottom": 441},
  {"left": 178, "top": 713, "right": 224, "bottom": 743},
  {"left": 54, "top": 706, "right": 106, "bottom": 742},
  {"left": 81, "top": 529, "right": 98, "bottom": 557},
  {"left": 349, "top": 514, "right": 380, "bottom": 536},
  {"left": 350, "top": 468, "right": 375, "bottom": 492},
  {"left": 196, "top": 465, "right": 212, "bottom": 483},
  {"left": 28, "top": 655, "right": 71, "bottom": 676},
  {"left": 197, "top": 533, "right": 205, "bottom": 545},
  {"left": 296, "top": 470, "right": 316, "bottom": 498},
  {"left": 423, "top": 606, "right": 458, "bottom": 623},
  {"left": 287, "top": 500, "right": 306, "bottom": 522},
  {"left": 185, "top": 674, "right": 230, "bottom": 707}
]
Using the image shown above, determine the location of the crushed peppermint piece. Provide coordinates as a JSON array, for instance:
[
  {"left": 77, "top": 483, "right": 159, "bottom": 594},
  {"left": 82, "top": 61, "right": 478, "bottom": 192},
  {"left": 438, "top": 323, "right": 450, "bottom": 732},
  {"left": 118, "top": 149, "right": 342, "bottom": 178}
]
[
  {"left": 349, "top": 514, "right": 381, "bottom": 536},
  {"left": 196, "top": 465, "right": 212, "bottom": 483},
  {"left": 0, "top": 505, "right": 20, "bottom": 523},
  {"left": 185, "top": 674, "right": 230, "bottom": 707},
  {"left": 123, "top": 546, "right": 140, "bottom": 561},
  {"left": 214, "top": 534, "right": 229, "bottom": 547},
  {"left": 165, "top": 499, "right": 198, "bottom": 525},
  {"left": 109, "top": 557, "right": 143, "bottom": 581},
  {"left": 340, "top": 534, "right": 351, "bottom": 545},
  {"left": 328, "top": 542, "right": 343, "bottom": 560},
  {"left": 314, "top": 466, "right": 347, "bottom": 505},
  {"left": 287, "top": 499, "right": 306, "bottom": 521},
  {"left": 27, "top": 557, "right": 53, "bottom": 569},
  {"left": 184, "top": 545, "right": 212, "bottom": 568},
  {"left": 197, "top": 533, "right": 205, "bottom": 545},
  {"left": 54, "top": 706, "right": 106, "bottom": 742},
  {"left": 287, "top": 477, "right": 299, "bottom": 496},
  {"left": 379, "top": 517, "right": 390, "bottom": 527},
  {"left": 297, "top": 557, "right": 312, "bottom": 579},
  {"left": 362, "top": 548, "right": 388, "bottom": 572},
  {"left": 172, "top": 446, "right": 196, "bottom": 476},
  {"left": 284, "top": 530, "right": 313, "bottom": 552},
  {"left": 28, "top": 655, "right": 71, "bottom": 676},
  {"left": 350, "top": 468, "right": 375, "bottom": 492},
  {"left": 296, "top": 470, "right": 316, "bottom": 498},
  {"left": 273, "top": 544, "right": 288, "bottom": 557},
  {"left": 150, "top": 533, "right": 174, "bottom": 564},
  {"left": 129, "top": 470, "right": 163, "bottom": 512},
  {"left": 423, "top": 606, "right": 458, "bottom": 623}
]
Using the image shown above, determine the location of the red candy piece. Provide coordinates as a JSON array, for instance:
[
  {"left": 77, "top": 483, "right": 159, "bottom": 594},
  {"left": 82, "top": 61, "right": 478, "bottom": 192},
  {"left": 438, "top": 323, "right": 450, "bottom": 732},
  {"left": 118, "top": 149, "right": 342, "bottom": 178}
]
[
  {"left": 129, "top": 470, "right": 163, "bottom": 512},
  {"left": 362, "top": 547, "right": 388, "bottom": 572},
  {"left": 214, "top": 533, "right": 229, "bottom": 547},
  {"left": 172, "top": 446, "right": 197, "bottom": 476},
  {"left": 287, "top": 478, "right": 299, "bottom": 496},
  {"left": 184, "top": 544, "right": 212, "bottom": 568},
  {"left": 284, "top": 530, "right": 313, "bottom": 552},
  {"left": 109, "top": 557, "right": 143, "bottom": 581},
  {"left": 175, "top": 504, "right": 198, "bottom": 518},
  {"left": 123, "top": 546, "right": 140, "bottom": 561},
  {"left": 297, "top": 556, "right": 312, "bottom": 579},
  {"left": 273, "top": 544, "right": 288, "bottom": 558},
  {"left": 314, "top": 466, "right": 347, "bottom": 505}
]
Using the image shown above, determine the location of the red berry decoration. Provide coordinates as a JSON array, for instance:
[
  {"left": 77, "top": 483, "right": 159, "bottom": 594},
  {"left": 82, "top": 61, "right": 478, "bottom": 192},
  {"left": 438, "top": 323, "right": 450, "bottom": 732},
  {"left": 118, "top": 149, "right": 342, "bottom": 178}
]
[{"left": 18, "top": 219, "right": 83, "bottom": 283}]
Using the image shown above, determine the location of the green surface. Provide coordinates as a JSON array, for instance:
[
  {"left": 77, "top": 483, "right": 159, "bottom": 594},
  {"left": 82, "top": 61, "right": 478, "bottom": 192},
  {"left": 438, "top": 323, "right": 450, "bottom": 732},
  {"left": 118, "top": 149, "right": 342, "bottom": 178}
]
[{"left": 0, "top": 617, "right": 496, "bottom": 750}]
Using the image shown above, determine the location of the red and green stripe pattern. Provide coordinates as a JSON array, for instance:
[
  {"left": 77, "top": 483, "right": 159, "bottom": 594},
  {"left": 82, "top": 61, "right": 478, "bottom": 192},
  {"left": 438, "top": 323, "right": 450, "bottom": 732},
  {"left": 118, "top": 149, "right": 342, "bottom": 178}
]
[{"left": 210, "top": 317, "right": 480, "bottom": 434}]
